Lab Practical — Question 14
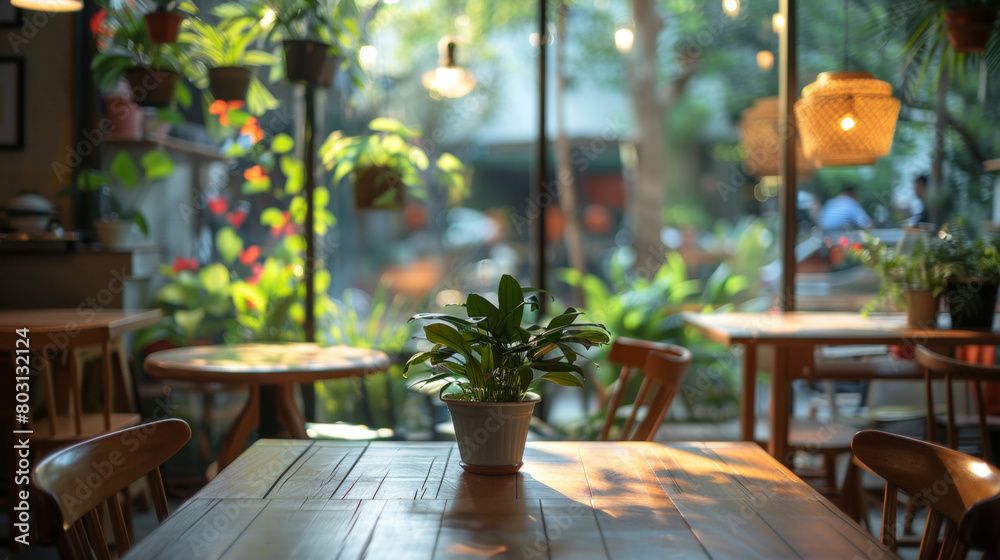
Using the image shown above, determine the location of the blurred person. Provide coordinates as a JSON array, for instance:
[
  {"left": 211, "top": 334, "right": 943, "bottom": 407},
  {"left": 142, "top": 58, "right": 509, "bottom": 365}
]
[
  {"left": 911, "top": 174, "right": 930, "bottom": 225},
  {"left": 818, "top": 185, "right": 873, "bottom": 231}
]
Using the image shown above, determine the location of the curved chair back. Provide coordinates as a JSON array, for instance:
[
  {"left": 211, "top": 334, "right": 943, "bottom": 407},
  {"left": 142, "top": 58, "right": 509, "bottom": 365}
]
[
  {"left": 600, "top": 338, "right": 691, "bottom": 442},
  {"left": 852, "top": 430, "right": 1000, "bottom": 559},
  {"left": 916, "top": 345, "right": 999, "bottom": 460},
  {"left": 34, "top": 419, "right": 191, "bottom": 560}
]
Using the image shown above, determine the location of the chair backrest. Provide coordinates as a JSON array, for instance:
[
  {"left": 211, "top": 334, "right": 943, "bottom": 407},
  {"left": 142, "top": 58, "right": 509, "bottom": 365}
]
[
  {"left": 34, "top": 419, "right": 191, "bottom": 560},
  {"left": 852, "top": 430, "right": 1000, "bottom": 560},
  {"left": 599, "top": 338, "right": 691, "bottom": 442},
  {"left": 916, "top": 345, "right": 999, "bottom": 459}
]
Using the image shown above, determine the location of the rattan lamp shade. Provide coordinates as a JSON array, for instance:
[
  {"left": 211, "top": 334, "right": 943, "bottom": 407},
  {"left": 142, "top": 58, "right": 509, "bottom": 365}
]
[
  {"left": 739, "top": 97, "right": 815, "bottom": 179},
  {"left": 794, "top": 71, "right": 899, "bottom": 167}
]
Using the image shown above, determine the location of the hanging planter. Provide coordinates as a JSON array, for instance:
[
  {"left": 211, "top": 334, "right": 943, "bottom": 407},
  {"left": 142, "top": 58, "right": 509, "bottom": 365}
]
[
  {"left": 123, "top": 67, "right": 178, "bottom": 107},
  {"left": 944, "top": 7, "right": 998, "bottom": 53},
  {"left": 208, "top": 67, "right": 252, "bottom": 102},
  {"left": 144, "top": 10, "right": 185, "bottom": 44},
  {"left": 354, "top": 166, "right": 405, "bottom": 211},
  {"left": 283, "top": 40, "right": 337, "bottom": 86},
  {"left": 794, "top": 72, "right": 900, "bottom": 167}
]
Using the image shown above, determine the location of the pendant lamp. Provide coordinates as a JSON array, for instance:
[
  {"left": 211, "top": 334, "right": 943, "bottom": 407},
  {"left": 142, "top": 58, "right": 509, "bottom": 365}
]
[
  {"left": 740, "top": 96, "right": 815, "bottom": 179},
  {"left": 793, "top": 1, "right": 899, "bottom": 167},
  {"left": 422, "top": 36, "right": 476, "bottom": 99},
  {"left": 11, "top": 0, "right": 81, "bottom": 11}
]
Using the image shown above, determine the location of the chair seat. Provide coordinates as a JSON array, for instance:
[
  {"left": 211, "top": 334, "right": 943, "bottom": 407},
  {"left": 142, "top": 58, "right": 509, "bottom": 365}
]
[
  {"left": 34, "top": 413, "right": 142, "bottom": 446},
  {"left": 755, "top": 418, "right": 857, "bottom": 450}
]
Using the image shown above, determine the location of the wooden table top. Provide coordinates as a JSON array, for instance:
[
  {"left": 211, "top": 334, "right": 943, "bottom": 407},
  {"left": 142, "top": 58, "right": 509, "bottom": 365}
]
[
  {"left": 682, "top": 311, "right": 1000, "bottom": 346},
  {"left": 144, "top": 343, "right": 391, "bottom": 384},
  {"left": 0, "top": 308, "right": 162, "bottom": 336},
  {"left": 125, "top": 440, "right": 897, "bottom": 560}
]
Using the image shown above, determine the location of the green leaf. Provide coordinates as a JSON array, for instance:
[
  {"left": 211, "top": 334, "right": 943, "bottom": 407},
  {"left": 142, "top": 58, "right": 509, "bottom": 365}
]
[
  {"left": 537, "top": 372, "right": 584, "bottom": 388},
  {"left": 198, "top": 263, "right": 231, "bottom": 294},
  {"left": 174, "top": 308, "right": 205, "bottom": 340},
  {"left": 436, "top": 152, "right": 464, "bottom": 172},
  {"left": 215, "top": 227, "right": 243, "bottom": 264},
  {"left": 260, "top": 207, "right": 285, "bottom": 226},
  {"left": 242, "top": 177, "right": 272, "bottom": 194},
  {"left": 110, "top": 151, "right": 139, "bottom": 189},
  {"left": 132, "top": 212, "right": 149, "bottom": 236},
  {"left": 140, "top": 149, "right": 174, "bottom": 181},
  {"left": 423, "top": 323, "right": 470, "bottom": 357},
  {"left": 546, "top": 308, "right": 582, "bottom": 330},
  {"left": 226, "top": 108, "right": 251, "bottom": 127},
  {"left": 517, "top": 365, "right": 534, "bottom": 392},
  {"left": 156, "top": 283, "right": 195, "bottom": 306},
  {"left": 272, "top": 133, "right": 295, "bottom": 154},
  {"left": 368, "top": 117, "right": 420, "bottom": 138},
  {"left": 497, "top": 274, "right": 525, "bottom": 339},
  {"left": 280, "top": 156, "right": 304, "bottom": 194}
]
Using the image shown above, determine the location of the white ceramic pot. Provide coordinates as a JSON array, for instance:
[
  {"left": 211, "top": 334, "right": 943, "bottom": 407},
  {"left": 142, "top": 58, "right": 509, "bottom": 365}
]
[
  {"left": 444, "top": 393, "right": 540, "bottom": 475},
  {"left": 95, "top": 219, "right": 134, "bottom": 249}
]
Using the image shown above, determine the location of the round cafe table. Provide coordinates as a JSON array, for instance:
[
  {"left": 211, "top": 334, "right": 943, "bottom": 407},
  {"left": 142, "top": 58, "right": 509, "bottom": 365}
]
[{"left": 144, "top": 343, "right": 390, "bottom": 469}]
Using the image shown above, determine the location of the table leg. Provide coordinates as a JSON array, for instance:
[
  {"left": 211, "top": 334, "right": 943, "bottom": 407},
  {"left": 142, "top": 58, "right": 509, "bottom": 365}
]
[
  {"left": 275, "top": 385, "right": 308, "bottom": 439},
  {"left": 740, "top": 343, "right": 757, "bottom": 442},
  {"left": 218, "top": 385, "right": 260, "bottom": 470},
  {"left": 768, "top": 346, "right": 791, "bottom": 466}
]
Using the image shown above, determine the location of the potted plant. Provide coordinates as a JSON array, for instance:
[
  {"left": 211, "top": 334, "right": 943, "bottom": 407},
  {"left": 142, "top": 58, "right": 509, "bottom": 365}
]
[
  {"left": 144, "top": 0, "right": 185, "bottom": 44},
  {"left": 319, "top": 118, "right": 470, "bottom": 211},
  {"left": 941, "top": 0, "right": 998, "bottom": 53},
  {"left": 264, "top": 0, "right": 342, "bottom": 86},
  {"left": 179, "top": 8, "right": 278, "bottom": 103},
  {"left": 91, "top": 0, "right": 191, "bottom": 107},
  {"left": 403, "top": 274, "right": 611, "bottom": 474},
  {"left": 932, "top": 227, "right": 1000, "bottom": 330},
  {"left": 852, "top": 234, "right": 945, "bottom": 328},
  {"left": 70, "top": 150, "right": 174, "bottom": 249}
]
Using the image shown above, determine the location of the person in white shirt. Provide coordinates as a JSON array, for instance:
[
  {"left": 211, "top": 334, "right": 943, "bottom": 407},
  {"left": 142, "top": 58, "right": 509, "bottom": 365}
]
[{"left": 818, "top": 185, "right": 873, "bottom": 231}]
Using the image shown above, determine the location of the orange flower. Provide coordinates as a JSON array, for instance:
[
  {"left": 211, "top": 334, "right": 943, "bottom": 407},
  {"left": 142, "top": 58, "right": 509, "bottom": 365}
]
[
  {"left": 240, "top": 117, "right": 264, "bottom": 145},
  {"left": 208, "top": 100, "right": 245, "bottom": 127},
  {"left": 239, "top": 245, "right": 260, "bottom": 265},
  {"left": 244, "top": 165, "right": 265, "bottom": 182},
  {"left": 270, "top": 211, "right": 291, "bottom": 237},
  {"left": 172, "top": 256, "right": 199, "bottom": 273}
]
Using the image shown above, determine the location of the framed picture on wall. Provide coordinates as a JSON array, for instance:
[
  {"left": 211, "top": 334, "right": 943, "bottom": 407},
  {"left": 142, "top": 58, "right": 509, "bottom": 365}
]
[
  {"left": 0, "top": 58, "right": 24, "bottom": 150},
  {"left": 0, "top": 0, "right": 21, "bottom": 27}
]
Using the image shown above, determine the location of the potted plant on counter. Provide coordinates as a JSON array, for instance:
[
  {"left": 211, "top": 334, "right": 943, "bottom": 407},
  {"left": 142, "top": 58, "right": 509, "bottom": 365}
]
[
  {"left": 403, "top": 274, "right": 610, "bottom": 474},
  {"left": 933, "top": 227, "right": 1000, "bottom": 330},
  {"left": 853, "top": 234, "right": 945, "bottom": 328},
  {"left": 320, "top": 118, "right": 469, "bottom": 210},
  {"left": 179, "top": 6, "right": 278, "bottom": 106}
]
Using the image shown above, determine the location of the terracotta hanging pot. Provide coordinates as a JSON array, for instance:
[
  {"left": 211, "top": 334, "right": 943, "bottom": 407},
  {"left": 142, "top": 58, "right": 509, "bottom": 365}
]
[
  {"left": 208, "top": 67, "right": 252, "bottom": 102},
  {"left": 353, "top": 166, "right": 404, "bottom": 211},
  {"left": 124, "top": 67, "right": 178, "bottom": 107},
  {"left": 283, "top": 40, "right": 337, "bottom": 86},
  {"left": 944, "top": 8, "right": 998, "bottom": 53},
  {"left": 144, "top": 11, "right": 185, "bottom": 44}
]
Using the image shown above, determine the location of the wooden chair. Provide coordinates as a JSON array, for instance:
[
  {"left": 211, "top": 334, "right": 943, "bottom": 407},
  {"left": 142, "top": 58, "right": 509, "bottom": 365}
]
[
  {"left": 33, "top": 419, "right": 191, "bottom": 560},
  {"left": 852, "top": 430, "right": 1000, "bottom": 559},
  {"left": 917, "top": 345, "right": 998, "bottom": 461},
  {"left": 598, "top": 338, "right": 691, "bottom": 442}
]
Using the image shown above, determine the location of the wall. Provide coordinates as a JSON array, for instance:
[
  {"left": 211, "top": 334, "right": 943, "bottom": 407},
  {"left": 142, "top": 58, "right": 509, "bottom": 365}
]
[{"left": 0, "top": 10, "right": 75, "bottom": 228}]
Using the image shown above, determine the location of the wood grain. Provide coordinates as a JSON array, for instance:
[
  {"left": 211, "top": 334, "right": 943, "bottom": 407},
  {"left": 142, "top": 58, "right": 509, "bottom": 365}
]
[{"left": 124, "top": 441, "right": 899, "bottom": 560}]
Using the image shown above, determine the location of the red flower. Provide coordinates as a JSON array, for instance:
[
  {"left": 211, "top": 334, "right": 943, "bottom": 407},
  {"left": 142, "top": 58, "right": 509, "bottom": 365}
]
[
  {"left": 839, "top": 235, "right": 849, "bottom": 248},
  {"left": 172, "top": 256, "right": 199, "bottom": 273},
  {"left": 208, "top": 196, "right": 227, "bottom": 216},
  {"left": 89, "top": 9, "right": 106, "bottom": 36},
  {"left": 226, "top": 209, "right": 247, "bottom": 228},
  {"left": 244, "top": 165, "right": 265, "bottom": 182},
  {"left": 239, "top": 245, "right": 260, "bottom": 265},
  {"left": 849, "top": 242, "right": 863, "bottom": 251},
  {"left": 247, "top": 263, "right": 263, "bottom": 285}
]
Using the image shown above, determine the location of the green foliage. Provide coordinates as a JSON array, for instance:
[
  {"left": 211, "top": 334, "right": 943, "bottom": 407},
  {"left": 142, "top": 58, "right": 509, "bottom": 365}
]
[
  {"left": 71, "top": 149, "right": 174, "bottom": 236},
  {"left": 403, "top": 275, "right": 611, "bottom": 403},
  {"left": 319, "top": 117, "right": 471, "bottom": 206},
  {"left": 851, "top": 233, "right": 947, "bottom": 313}
]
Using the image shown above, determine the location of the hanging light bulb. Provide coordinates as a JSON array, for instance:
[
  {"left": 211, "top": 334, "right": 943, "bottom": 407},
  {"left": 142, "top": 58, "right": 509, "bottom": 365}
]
[
  {"left": 723, "top": 0, "right": 740, "bottom": 18},
  {"left": 422, "top": 36, "right": 476, "bottom": 99},
  {"left": 614, "top": 27, "right": 634, "bottom": 53},
  {"left": 772, "top": 13, "right": 786, "bottom": 34},
  {"left": 794, "top": 72, "right": 900, "bottom": 166},
  {"left": 11, "top": 0, "right": 81, "bottom": 11}
]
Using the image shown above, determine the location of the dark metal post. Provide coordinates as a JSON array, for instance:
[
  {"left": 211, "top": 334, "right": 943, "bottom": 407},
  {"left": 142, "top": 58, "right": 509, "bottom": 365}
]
[
  {"left": 533, "top": 0, "right": 548, "bottom": 314},
  {"left": 304, "top": 83, "right": 316, "bottom": 343},
  {"left": 779, "top": 0, "right": 797, "bottom": 311}
]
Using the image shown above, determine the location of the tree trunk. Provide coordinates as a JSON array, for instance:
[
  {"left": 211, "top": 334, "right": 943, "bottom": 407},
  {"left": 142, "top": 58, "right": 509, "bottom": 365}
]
[
  {"left": 627, "top": 0, "right": 668, "bottom": 270},
  {"left": 554, "top": 1, "right": 587, "bottom": 300}
]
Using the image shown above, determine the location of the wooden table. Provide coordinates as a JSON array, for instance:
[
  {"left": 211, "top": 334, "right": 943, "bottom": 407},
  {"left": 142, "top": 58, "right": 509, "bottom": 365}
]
[
  {"left": 682, "top": 311, "right": 1000, "bottom": 465},
  {"left": 144, "top": 343, "right": 390, "bottom": 469},
  {"left": 124, "top": 440, "right": 897, "bottom": 560}
]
